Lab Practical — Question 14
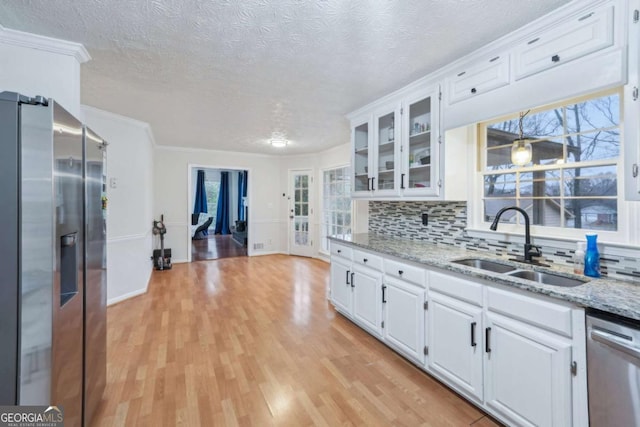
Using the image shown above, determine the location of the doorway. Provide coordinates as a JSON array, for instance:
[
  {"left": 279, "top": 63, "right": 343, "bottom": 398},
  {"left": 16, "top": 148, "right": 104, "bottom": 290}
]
[
  {"left": 288, "top": 169, "right": 315, "bottom": 257},
  {"left": 189, "top": 167, "right": 249, "bottom": 261}
]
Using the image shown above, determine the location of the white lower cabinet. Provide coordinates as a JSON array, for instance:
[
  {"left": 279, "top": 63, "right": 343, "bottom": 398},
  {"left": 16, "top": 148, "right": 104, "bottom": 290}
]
[
  {"left": 330, "top": 257, "right": 352, "bottom": 314},
  {"left": 352, "top": 264, "right": 383, "bottom": 337},
  {"left": 329, "top": 245, "right": 587, "bottom": 426},
  {"left": 485, "top": 313, "right": 573, "bottom": 427},
  {"left": 428, "top": 291, "right": 483, "bottom": 402},
  {"left": 382, "top": 277, "right": 426, "bottom": 364}
]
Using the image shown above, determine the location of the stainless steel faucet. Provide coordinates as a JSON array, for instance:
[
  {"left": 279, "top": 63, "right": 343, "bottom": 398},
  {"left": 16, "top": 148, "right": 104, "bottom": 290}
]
[{"left": 490, "top": 206, "right": 543, "bottom": 264}]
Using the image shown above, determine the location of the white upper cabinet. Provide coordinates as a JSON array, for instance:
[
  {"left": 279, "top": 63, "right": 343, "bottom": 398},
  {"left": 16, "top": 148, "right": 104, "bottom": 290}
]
[
  {"left": 373, "top": 103, "right": 402, "bottom": 196},
  {"left": 401, "top": 88, "right": 441, "bottom": 197},
  {"left": 350, "top": 86, "right": 441, "bottom": 199},
  {"left": 514, "top": 5, "right": 615, "bottom": 80},
  {"left": 624, "top": 0, "right": 640, "bottom": 200},
  {"left": 446, "top": 53, "right": 510, "bottom": 105},
  {"left": 351, "top": 115, "right": 373, "bottom": 196}
]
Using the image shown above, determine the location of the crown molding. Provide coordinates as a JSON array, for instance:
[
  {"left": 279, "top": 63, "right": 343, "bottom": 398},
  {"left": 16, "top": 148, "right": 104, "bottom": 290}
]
[{"left": 0, "top": 24, "right": 91, "bottom": 63}]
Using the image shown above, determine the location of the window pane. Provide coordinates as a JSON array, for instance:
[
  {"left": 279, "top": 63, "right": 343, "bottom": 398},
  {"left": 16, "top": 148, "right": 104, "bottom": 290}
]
[
  {"left": 564, "top": 166, "right": 617, "bottom": 197},
  {"left": 566, "top": 94, "right": 620, "bottom": 134},
  {"left": 518, "top": 170, "right": 561, "bottom": 198},
  {"left": 566, "top": 130, "right": 620, "bottom": 163},
  {"left": 485, "top": 173, "right": 517, "bottom": 197},
  {"left": 487, "top": 121, "right": 519, "bottom": 148},
  {"left": 519, "top": 198, "right": 562, "bottom": 227},
  {"left": 484, "top": 198, "right": 517, "bottom": 222},
  {"left": 565, "top": 198, "right": 617, "bottom": 231},
  {"left": 531, "top": 137, "right": 564, "bottom": 166},
  {"left": 521, "top": 109, "right": 563, "bottom": 139},
  {"left": 486, "top": 146, "right": 516, "bottom": 170}
]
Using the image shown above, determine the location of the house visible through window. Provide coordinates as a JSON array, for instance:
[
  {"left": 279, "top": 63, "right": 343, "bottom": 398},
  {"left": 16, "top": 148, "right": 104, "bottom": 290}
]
[
  {"left": 322, "top": 166, "right": 352, "bottom": 252},
  {"left": 482, "top": 91, "right": 620, "bottom": 231}
]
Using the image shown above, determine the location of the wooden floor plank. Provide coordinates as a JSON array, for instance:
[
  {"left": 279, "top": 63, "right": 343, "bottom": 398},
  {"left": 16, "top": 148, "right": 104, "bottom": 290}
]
[{"left": 94, "top": 255, "right": 500, "bottom": 426}]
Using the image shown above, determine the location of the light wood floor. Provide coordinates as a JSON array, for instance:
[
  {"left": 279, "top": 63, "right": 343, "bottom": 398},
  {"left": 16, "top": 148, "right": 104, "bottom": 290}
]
[
  {"left": 94, "top": 255, "right": 500, "bottom": 426},
  {"left": 191, "top": 235, "right": 248, "bottom": 261}
]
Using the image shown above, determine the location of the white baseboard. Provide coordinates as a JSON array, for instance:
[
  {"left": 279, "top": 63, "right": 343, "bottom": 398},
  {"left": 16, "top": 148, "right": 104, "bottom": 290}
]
[
  {"left": 250, "top": 250, "right": 287, "bottom": 257},
  {"left": 107, "top": 286, "right": 148, "bottom": 306}
]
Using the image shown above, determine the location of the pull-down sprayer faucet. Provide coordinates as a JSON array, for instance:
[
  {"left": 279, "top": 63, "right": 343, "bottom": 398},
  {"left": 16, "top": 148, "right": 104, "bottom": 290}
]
[{"left": 490, "top": 206, "right": 544, "bottom": 264}]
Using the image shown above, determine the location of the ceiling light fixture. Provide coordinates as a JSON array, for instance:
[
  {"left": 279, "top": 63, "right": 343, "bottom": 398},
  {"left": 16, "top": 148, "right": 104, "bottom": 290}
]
[
  {"left": 511, "top": 110, "right": 532, "bottom": 166},
  {"left": 270, "top": 138, "right": 288, "bottom": 148}
]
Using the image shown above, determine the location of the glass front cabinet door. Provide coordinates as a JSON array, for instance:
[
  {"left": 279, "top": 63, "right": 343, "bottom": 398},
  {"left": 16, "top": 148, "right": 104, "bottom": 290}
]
[
  {"left": 373, "top": 104, "right": 401, "bottom": 196},
  {"left": 401, "top": 88, "right": 440, "bottom": 197},
  {"left": 352, "top": 115, "right": 372, "bottom": 196}
]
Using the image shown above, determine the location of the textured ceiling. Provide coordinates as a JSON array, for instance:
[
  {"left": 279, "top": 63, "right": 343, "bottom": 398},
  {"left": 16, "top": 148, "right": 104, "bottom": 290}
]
[{"left": 0, "top": 0, "right": 570, "bottom": 154}]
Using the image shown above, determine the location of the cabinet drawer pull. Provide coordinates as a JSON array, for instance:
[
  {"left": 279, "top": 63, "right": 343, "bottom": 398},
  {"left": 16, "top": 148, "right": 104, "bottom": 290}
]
[
  {"left": 382, "top": 285, "right": 387, "bottom": 303},
  {"left": 485, "top": 327, "right": 492, "bottom": 353},
  {"left": 398, "top": 270, "right": 403, "bottom": 276},
  {"left": 527, "top": 37, "right": 540, "bottom": 45},
  {"left": 337, "top": 249, "right": 341, "bottom": 253},
  {"left": 345, "top": 270, "right": 350, "bottom": 285},
  {"left": 489, "top": 56, "right": 500, "bottom": 62},
  {"left": 363, "top": 258, "right": 368, "bottom": 263},
  {"left": 551, "top": 54, "right": 560, "bottom": 63},
  {"left": 578, "top": 12, "right": 594, "bottom": 21},
  {"left": 471, "top": 322, "right": 477, "bottom": 347},
  {"left": 457, "top": 71, "right": 466, "bottom": 77}
]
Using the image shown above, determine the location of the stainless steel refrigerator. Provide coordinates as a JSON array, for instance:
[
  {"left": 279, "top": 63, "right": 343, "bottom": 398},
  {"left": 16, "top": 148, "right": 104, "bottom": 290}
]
[{"left": 0, "top": 92, "right": 107, "bottom": 426}]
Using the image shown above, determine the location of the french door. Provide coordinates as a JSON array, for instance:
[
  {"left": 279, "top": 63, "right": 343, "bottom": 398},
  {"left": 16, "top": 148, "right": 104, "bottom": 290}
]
[{"left": 289, "top": 169, "right": 314, "bottom": 257}]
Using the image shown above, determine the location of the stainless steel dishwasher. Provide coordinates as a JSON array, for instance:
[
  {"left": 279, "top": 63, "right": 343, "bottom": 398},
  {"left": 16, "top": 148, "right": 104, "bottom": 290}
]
[{"left": 587, "top": 310, "right": 640, "bottom": 427}]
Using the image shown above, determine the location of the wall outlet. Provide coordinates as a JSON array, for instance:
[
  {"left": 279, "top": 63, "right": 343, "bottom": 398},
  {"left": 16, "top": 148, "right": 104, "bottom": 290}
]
[
  {"left": 254, "top": 243, "right": 264, "bottom": 250},
  {"left": 422, "top": 212, "right": 429, "bottom": 226}
]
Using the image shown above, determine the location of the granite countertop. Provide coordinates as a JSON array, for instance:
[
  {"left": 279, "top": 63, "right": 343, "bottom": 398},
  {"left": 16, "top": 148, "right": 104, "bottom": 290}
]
[{"left": 329, "top": 233, "right": 640, "bottom": 322}]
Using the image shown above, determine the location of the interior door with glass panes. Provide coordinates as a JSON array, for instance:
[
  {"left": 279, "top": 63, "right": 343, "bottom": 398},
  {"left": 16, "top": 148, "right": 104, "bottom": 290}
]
[
  {"left": 351, "top": 116, "right": 372, "bottom": 197},
  {"left": 374, "top": 105, "right": 400, "bottom": 195},
  {"left": 402, "top": 88, "right": 440, "bottom": 196},
  {"left": 289, "top": 170, "right": 314, "bottom": 257}
]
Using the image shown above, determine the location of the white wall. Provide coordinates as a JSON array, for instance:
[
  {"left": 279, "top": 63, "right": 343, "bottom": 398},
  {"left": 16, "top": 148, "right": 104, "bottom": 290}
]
[
  {"left": 154, "top": 147, "right": 284, "bottom": 262},
  {"left": 81, "top": 105, "right": 155, "bottom": 305},
  {"left": 0, "top": 26, "right": 89, "bottom": 117}
]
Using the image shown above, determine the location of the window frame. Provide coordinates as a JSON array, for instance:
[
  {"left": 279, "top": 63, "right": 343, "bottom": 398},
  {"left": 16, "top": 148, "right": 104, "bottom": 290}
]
[
  {"left": 320, "top": 164, "right": 353, "bottom": 254},
  {"left": 468, "top": 88, "right": 632, "bottom": 245}
]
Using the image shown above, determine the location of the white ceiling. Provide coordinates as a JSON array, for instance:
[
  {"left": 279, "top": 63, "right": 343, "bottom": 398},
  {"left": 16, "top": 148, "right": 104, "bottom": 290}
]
[{"left": 0, "top": 0, "right": 570, "bottom": 155}]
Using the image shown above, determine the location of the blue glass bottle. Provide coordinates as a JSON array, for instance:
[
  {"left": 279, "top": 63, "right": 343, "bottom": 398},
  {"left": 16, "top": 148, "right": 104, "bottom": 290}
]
[{"left": 584, "top": 234, "right": 601, "bottom": 278}]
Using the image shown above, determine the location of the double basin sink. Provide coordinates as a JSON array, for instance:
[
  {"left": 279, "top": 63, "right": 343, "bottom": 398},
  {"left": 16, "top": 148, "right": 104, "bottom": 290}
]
[{"left": 452, "top": 258, "right": 588, "bottom": 287}]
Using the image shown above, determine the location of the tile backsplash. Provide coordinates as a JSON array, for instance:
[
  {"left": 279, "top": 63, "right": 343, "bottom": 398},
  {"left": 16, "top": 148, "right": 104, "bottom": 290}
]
[{"left": 368, "top": 201, "right": 640, "bottom": 280}]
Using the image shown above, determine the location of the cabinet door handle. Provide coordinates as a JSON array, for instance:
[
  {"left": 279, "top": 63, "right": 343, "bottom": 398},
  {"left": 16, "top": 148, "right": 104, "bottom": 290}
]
[
  {"left": 485, "top": 327, "right": 492, "bottom": 353},
  {"left": 345, "top": 270, "right": 350, "bottom": 285},
  {"left": 371, "top": 177, "right": 376, "bottom": 191},
  {"left": 398, "top": 270, "right": 403, "bottom": 276},
  {"left": 401, "top": 173, "right": 405, "bottom": 189},
  {"left": 350, "top": 272, "right": 355, "bottom": 287},
  {"left": 382, "top": 285, "right": 387, "bottom": 303},
  {"left": 337, "top": 249, "right": 341, "bottom": 254},
  {"left": 367, "top": 178, "right": 372, "bottom": 191},
  {"left": 471, "top": 87, "right": 477, "bottom": 94},
  {"left": 471, "top": 322, "right": 477, "bottom": 347},
  {"left": 633, "top": 163, "right": 638, "bottom": 178},
  {"left": 551, "top": 54, "right": 560, "bottom": 63}
]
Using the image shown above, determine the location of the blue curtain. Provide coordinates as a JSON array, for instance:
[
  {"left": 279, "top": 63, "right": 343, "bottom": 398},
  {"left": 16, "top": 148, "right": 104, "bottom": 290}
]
[
  {"left": 237, "top": 171, "right": 248, "bottom": 221},
  {"left": 193, "top": 169, "right": 208, "bottom": 235},
  {"left": 215, "top": 171, "right": 231, "bottom": 235}
]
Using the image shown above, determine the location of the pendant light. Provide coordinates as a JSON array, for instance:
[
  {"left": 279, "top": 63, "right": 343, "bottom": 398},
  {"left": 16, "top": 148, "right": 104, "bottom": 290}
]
[{"left": 511, "top": 110, "right": 532, "bottom": 166}]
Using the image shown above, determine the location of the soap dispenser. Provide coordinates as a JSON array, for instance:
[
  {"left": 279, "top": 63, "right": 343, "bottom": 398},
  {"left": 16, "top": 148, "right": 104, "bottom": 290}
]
[
  {"left": 573, "top": 241, "right": 585, "bottom": 275},
  {"left": 584, "top": 234, "right": 601, "bottom": 278}
]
